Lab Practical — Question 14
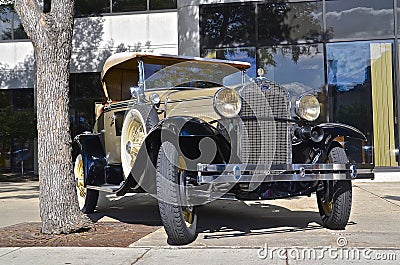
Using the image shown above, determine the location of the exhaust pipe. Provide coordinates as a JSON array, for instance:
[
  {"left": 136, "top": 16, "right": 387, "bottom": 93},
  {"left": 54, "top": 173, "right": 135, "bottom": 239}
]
[{"left": 295, "top": 126, "right": 324, "bottom": 143}]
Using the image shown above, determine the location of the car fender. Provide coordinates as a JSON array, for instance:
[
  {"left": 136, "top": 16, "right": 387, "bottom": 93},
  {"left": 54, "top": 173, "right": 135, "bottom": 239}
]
[
  {"left": 74, "top": 134, "right": 107, "bottom": 186},
  {"left": 293, "top": 123, "right": 366, "bottom": 164},
  {"left": 122, "top": 116, "right": 232, "bottom": 194},
  {"left": 318, "top": 123, "right": 366, "bottom": 141}
]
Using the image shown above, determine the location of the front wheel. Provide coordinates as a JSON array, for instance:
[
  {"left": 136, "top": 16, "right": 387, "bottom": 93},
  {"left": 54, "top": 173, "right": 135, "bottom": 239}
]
[
  {"left": 317, "top": 147, "right": 352, "bottom": 229},
  {"left": 156, "top": 142, "right": 198, "bottom": 245},
  {"left": 74, "top": 154, "right": 99, "bottom": 214}
]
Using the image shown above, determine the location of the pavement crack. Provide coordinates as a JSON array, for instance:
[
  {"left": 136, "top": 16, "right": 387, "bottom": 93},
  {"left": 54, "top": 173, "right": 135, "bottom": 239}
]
[
  {"left": 131, "top": 248, "right": 151, "bottom": 265},
  {"left": 354, "top": 185, "right": 400, "bottom": 208},
  {"left": 285, "top": 248, "right": 289, "bottom": 265},
  {"left": 0, "top": 247, "right": 22, "bottom": 258}
]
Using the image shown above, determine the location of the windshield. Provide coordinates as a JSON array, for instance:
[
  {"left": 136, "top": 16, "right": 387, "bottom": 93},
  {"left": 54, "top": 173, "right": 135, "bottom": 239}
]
[{"left": 144, "top": 61, "right": 248, "bottom": 91}]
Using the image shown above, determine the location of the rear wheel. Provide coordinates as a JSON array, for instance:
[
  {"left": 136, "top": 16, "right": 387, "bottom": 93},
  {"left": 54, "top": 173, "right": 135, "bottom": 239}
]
[
  {"left": 317, "top": 147, "right": 352, "bottom": 229},
  {"left": 156, "top": 142, "right": 198, "bottom": 245},
  {"left": 74, "top": 154, "right": 99, "bottom": 214}
]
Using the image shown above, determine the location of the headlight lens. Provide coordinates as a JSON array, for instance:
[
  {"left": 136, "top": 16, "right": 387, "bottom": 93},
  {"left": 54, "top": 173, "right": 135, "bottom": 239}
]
[
  {"left": 214, "top": 88, "right": 242, "bottom": 118},
  {"left": 295, "top": 94, "right": 320, "bottom": 121}
]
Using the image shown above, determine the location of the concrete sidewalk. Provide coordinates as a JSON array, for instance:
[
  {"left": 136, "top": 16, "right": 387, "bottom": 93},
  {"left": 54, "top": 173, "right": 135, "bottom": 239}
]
[
  {"left": 1, "top": 247, "right": 399, "bottom": 264},
  {"left": 0, "top": 180, "right": 399, "bottom": 264}
]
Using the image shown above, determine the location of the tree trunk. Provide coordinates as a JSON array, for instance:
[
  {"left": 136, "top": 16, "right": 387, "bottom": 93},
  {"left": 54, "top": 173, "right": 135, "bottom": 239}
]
[{"left": 14, "top": 0, "right": 91, "bottom": 234}]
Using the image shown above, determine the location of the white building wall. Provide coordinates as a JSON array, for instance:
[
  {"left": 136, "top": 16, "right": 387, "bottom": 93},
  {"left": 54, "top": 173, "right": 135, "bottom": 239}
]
[
  {"left": 0, "top": 11, "right": 178, "bottom": 88},
  {"left": 0, "top": 41, "right": 33, "bottom": 67}
]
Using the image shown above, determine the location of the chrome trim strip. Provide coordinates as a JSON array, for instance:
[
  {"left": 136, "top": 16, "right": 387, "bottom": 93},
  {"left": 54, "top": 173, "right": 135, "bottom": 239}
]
[
  {"left": 197, "top": 163, "right": 353, "bottom": 172},
  {"left": 196, "top": 163, "right": 374, "bottom": 183},
  {"left": 197, "top": 173, "right": 353, "bottom": 183}
]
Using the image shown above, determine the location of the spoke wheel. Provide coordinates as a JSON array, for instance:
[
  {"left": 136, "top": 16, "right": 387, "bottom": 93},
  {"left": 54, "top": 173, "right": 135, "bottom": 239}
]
[
  {"left": 121, "top": 104, "right": 159, "bottom": 179},
  {"left": 74, "top": 154, "right": 98, "bottom": 214}
]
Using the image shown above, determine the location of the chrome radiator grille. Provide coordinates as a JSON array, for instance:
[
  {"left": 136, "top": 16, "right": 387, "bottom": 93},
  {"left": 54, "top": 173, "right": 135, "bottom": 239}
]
[{"left": 239, "top": 80, "right": 291, "bottom": 165}]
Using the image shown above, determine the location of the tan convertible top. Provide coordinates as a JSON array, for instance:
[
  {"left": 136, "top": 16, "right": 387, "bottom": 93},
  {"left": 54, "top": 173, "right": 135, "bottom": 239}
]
[{"left": 101, "top": 52, "right": 251, "bottom": 81}]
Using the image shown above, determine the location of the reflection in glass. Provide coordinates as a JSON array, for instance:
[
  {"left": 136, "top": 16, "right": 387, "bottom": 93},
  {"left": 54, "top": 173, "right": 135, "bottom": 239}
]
[
  {"left": 149, "top": 0, "right": 177, "bottom": 10},
  {"left": 326, "top": 0, "right": 394, "bottom": 40},
  {"left": 144, "top": 61, "right": 242, "bottom": 90},
  {"left": 326, "top": 41, "right": 398, "bottom": 165},
  {"left": 75, "top": 0, "right": 110, "bottom": 17},
  {"left": 0, "top": 5, "right": 12, "bottom": 40},
  {"left": 12, "top": 14, "right": 28, "bottom": 40},
  {"left": 257, "top": 1, "right": 323, "bottom": 45},
  {"left": 112, "top": 0, "right": 147, "bottom": 13},
  {"left": 202, "top": 47, "right": 257, "bottom": 78},
  {"left": 69, "top": 73, "right": 103, "bottom": 137},
  {"left": 258, "top": 44, "right": 325, "bottom": 121},
  {"left": 12, "top": 89, "right": 34, "bottom": 110},
  {"left": 200, "top": 3, "right": 256, "bottom": 48},
  {"left": 0, "top": 89, "right": 36, "bottom": 172},
  {"left": 327, "top": 42, "right": 373, "bottom": 164}
]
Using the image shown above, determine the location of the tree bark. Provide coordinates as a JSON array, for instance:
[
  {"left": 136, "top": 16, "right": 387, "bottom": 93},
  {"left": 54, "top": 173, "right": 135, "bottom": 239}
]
[{"left": 14, "top": 0, "right": 92, "bottom": 234}]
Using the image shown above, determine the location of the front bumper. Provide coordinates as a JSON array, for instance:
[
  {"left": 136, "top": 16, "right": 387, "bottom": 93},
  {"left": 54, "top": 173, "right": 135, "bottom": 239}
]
[{"left": 197, "top": 163, "right": 374, "bottom": 184}]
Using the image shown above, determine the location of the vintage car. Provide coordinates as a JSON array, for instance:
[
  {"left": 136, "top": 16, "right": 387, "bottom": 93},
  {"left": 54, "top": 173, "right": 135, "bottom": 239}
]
[{"left": 73, "top": 52, "right": 374, "bottom": 245}]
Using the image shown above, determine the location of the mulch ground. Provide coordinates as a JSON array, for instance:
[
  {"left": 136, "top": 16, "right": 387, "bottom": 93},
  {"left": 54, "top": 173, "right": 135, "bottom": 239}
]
[
  {"left": 0, "top": 222, "right": 160, "bottom": 247},
  {"left": 0, "top": 173, "right": 161, "bottom": 247}
]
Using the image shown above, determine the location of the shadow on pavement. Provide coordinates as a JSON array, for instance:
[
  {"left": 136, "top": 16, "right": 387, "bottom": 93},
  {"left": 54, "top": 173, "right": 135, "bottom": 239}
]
[
  {"left": 86, "top": 193, "right": 349, "bottom": 239},
  {"left": 87, "top": 193, "right": 162, "bottom": 226},
  {"left": 195, "top": 200, "right": 347, "bottom": 240},
  {"left": 383, "top": 195, "right": 400, "bottom": 201}
]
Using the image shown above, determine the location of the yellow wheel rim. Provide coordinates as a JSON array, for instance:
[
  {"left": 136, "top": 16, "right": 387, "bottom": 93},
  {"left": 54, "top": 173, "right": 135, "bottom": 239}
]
[
  {"left": 182, "top": 208, "right": 194, "bottom": 227},
  {"left": 322, "top": 200, "right": 333, "bottom": 216},
  {"left": 177, "top": 156, "right": 193, "bottom": 227},
  {"left": 74, "top": 154, "right": 86, "bottom": 208}
]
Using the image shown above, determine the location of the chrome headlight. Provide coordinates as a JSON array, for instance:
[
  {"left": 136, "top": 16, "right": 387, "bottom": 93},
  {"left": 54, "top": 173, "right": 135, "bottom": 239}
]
[
  {"left": 213, "top": 88, "right": 242, "bottom": 118},
  {"left": 295, "top": 94, "right": 320, "bottom": 121}
]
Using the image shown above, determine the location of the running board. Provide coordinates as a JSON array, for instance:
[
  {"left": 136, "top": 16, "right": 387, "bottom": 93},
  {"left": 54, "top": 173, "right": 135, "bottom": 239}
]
[{"left": 87, "top": 183, "right": 124, "bottom": 193}]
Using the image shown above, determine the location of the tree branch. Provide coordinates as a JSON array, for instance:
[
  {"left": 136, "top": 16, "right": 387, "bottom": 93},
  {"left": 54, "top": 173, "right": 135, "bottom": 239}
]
[{"left": 14, "top": 0, "right": 43, "bottom": 45}]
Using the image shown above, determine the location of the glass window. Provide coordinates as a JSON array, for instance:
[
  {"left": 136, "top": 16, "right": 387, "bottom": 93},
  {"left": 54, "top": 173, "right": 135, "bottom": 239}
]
[
  {"left": 112, "top": 0, "right": 147, "bottom": 13},
  {"left": 258, "top": 44, "right": 326, "bottom": 121},
  {"left": 0, "top": 5, "right": 13, "bottom": 40},
  {"left": 257, "top": 1, "right": 323, "bottom": 45},
  {"left": 202, "top": 47, "right": 257, "bottom": 78},
  {"left": 12, "top": 14, "right": 28, "bottom": 40},
  {"left": 12, "top": 89, "right": 34, "bottom": 110},
  {"left": 200, "top": 3, "right": 256, "bottom": 48},
  {"left": 69, "top": 73, "right": 103, "bottom": 137},
  {"left": 70, "top": 72, "right": 103, "bottom": 100},
  {"left": 75, "top": 0, "right": 110, "bottom": 17},
  {"left": 397, "top": 0, "right": 400, "bottom": 34},
  {"left": 0, "top": 90, "right": 11, "bottom": 108},
  {"left": 326, "top": 0, "right": 394, "bottom": 41},
  {"left": 149, "top": 0, "right": 176, "bottom": 10},
  {"left": 326, "top": 41, "right": 396, "bottom": 166}
]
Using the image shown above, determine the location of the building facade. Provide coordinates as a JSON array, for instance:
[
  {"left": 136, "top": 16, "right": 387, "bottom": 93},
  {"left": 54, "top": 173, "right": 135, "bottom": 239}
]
[
  {"left": 0, "top": 0, "right": 399, "bottom": 172},
  {"left": 179, "top": 0, "right": 400, "bottom": 168},
  {"left": 0, "top": 0, "right": 178, "bottom": 172}
]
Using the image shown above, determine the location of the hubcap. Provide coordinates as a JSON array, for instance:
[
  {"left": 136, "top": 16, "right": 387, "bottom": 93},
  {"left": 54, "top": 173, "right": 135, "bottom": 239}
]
[{"left": 125, "top": 114, "right": 146, "bottom": 167}]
